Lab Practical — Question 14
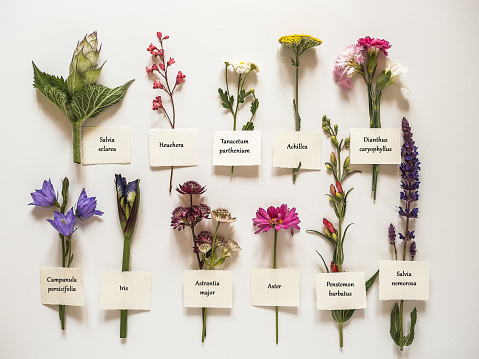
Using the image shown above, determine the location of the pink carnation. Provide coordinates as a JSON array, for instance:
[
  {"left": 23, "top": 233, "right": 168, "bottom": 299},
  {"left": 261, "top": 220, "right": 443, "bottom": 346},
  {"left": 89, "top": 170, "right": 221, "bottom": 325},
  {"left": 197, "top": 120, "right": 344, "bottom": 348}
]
[
  {"left": 358, "top": 36, "right": 391, "bottom": 56},
  {"left": 333, "top": 44, "right": 364, "bottom": 90}
]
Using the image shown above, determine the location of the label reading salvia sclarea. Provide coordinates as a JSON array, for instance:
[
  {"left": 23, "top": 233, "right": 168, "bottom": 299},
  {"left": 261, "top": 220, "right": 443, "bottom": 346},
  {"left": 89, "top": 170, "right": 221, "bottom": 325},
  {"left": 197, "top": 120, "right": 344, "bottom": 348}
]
[
  {"left": 379, "top": 260, "right": 430, "bottom": 301},
  {"left": 316, "top": 272, "right": 367, "bottom": 310},
  {"left": 349, "top": 128, "right": 401, "bottom": 164},
  {"left": 250, "top": 268, "right": 299, "bottom": 307},
  {"left": 273, "top": 131, "right": 322, "bottom": 169},
  {"left": 149, "top": 128, "right": 198, "bottom": 167},
  {"left": 211, "top": 131, "right": 261, "bottom": 166},
  {"left": 40, "top": 267, "right": 84, "bottom": 306},
  {"left": 183, "top": 270, "right": 233, "bottom": 308},
  {"left": 82, "top": 126, "right": 131, "bottom": 165},
  {"left": 99, "top": 272, "right": 152, "bottom": 310}
]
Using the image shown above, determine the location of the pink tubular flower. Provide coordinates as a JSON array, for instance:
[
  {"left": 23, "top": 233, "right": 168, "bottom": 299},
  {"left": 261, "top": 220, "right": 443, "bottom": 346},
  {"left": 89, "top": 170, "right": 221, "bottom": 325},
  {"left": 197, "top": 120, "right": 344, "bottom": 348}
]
[
  {"left": 167, "top": 57, "right": 175, "bottom": 66},
  {"left": 147, "top": 44, "right": 157, "bottom": 52},
  {"left": 176, "top": 71, "right": 185, "bottom": 85},
  {"left": 157, "top": 32, "right": 162, "bottom": 40},
  {"left": 151, "top": 49, "right": 159, "bottom": 56},
  {"left": 152, "top": 96, "right": 163, "bottom": 110},
  {"left": 146, "top": 66, "right": 153, "bottom": 74},
  {"left": 358, "top": 36, "right": 391, "bottom": 56},
  {"left": 323, "top": 218, "right": 336, "bottom": 234},
  {"left": 333, "top": 44, "right": 364, "bottom": 90},
  {"left": 159, "top": 63, "right": 165, "bottom": 71},
  {"left": 153, "top": 81, "right": 163, "bottom": 89},
  {"left": 253, "top": 204, "right": 300, "bottom": 235},
  {"left": 152, "top": 64, "right": 159, "bottom": 71}
]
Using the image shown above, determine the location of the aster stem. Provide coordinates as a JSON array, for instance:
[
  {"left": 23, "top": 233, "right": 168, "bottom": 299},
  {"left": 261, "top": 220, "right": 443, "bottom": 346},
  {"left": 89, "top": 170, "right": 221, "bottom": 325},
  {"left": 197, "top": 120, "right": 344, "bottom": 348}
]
[{"left": 273, "top": 229, "right": 278, "bottom": 343}]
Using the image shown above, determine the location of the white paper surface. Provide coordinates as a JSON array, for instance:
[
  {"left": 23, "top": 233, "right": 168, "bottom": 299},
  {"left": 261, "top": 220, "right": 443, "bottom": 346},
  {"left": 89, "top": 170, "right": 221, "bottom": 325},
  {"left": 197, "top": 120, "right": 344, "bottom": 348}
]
[
  {"left": 250, "top": 268, "right": 299, "bottom": 307},
  {"left": 349, "top": 128, "right": 401, "bottom": 164},
  {"left": 100, "top": 271, "right": 152, "bottom": 310},
  {"left": 183, "top": 270, "right": 233, "bottom": 308},
  {"left": 316, "top": 272, "right": 366, "bottom": 310},
  {"left": 379, "top": 260, "right": 430, "bottom": 301},
  {"left": 40, "top": 267, "right": 84, "bottom": 306},
  {"left": 82, "top": 126, "right": 131, "bottom": 164},
  {"left": 211, "top": 130, "right": 261, "bottom": 166},
  {"left": 149, "top": 128, "right": 198, "bottom": 166},
  {"left": 273, "top": 131, "right": 322, "bottom": 169}
]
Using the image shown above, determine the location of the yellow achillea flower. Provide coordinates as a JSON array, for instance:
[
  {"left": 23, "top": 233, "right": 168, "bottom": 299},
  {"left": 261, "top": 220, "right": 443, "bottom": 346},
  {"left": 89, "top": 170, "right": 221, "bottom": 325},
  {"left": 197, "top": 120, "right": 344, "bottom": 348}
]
[{"left": 278, "top": 34, "right": 322, "bottom": 54}]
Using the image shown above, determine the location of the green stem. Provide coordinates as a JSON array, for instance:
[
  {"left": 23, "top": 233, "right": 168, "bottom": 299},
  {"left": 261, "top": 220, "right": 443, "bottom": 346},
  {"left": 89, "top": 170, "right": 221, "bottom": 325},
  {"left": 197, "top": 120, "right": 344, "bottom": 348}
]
[
  {"left": 275, "top": 306, "right": 279, "bottom": 344},
  {"left": 339, "top": 321, "right": 343, "bottom": 348},
  {"left": 399, "top": 300, "right": 404, "bottom": 351},
  {"left": 295, "top": 55, "right": 300, "bottom": 131},
  {"left": 120, "top": 234, "right": 131, "bottom": 339},
  {"left": 273, "top": 229, "right": 278, "bottom": 343},
  {"left": 72, "top": 122, "right": 82, "bottom": 164},
  {"left": 202, "top": 307, "right": 207, "bottom": 342}
]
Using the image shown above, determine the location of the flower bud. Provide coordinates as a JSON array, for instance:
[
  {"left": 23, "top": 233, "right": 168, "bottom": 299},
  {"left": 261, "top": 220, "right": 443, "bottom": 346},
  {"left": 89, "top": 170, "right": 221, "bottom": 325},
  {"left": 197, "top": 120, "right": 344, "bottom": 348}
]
[
  {"left": 344, "top": 156, "right": 350, "bottom": 169},
  {"left": 330, "top": 152, "right": 337, "bottom": 167},
  {"left": 323, "top": 218, "right": 336, "bottom": 234},
  {"left": 335, "top": 192, "right": 343, "bottom": 200},
  {"left": 344, "top": 137, "right": 350, "bottom": 148},
  {"left": 330, "top": 184, "right": 336, "bottom": 197},
  {"left": 335, "top": 181, "right": 343, "bottom": 194},
  {"left": 330, "top": 261, "right": 338, "bottom": 272}
]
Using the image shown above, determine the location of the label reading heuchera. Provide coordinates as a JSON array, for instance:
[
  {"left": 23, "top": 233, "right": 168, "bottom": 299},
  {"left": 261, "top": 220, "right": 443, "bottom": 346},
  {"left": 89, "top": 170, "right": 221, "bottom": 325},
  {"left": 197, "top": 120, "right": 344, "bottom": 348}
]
[
  {"left": 316, "top": 272, "right": 367, "bottom": 310},
  {"left": 379, "top": 260, "right": 430, "bottom": 301},
  {"left": 82, "top": 126, "right": 131, "bottom": 164},
  {"left": 183, "top": 270, "right": 233, "bottom": 308},
  {"left": 149, "top": 128, "right": 198, "bottom": 167},
  {"left": 100, "top": 272, "right": 152, "bottom": 310},
  {"left": 212, "top": 131, "right": 261, "bottom": 166},
  {"left": 273, "top": 131, "right": 322, "bottom": 169},
  {"left": 250, "top": 268, "right": 299, "bottom": 307},
  {"left": 40, "top": 267, "right": 84, "bottom": 306},
  {"left": 349, "top": 128, "right": 400, "bottom": 164}
]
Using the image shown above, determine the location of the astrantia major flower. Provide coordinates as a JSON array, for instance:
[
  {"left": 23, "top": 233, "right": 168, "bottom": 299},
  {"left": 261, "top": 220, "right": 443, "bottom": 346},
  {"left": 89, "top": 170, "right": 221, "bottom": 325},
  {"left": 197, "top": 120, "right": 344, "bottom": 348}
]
[
  {"left": 176, "top": 180, "right": 206, "bottom": 195},
  {"left": 333, "top": 44, "right": 364, "bottom": 90},
  {"left": 211, "top": 208, "right": 236, "bottom": 223},
  {"left": 253, "top": 204, "right": 300, "bottom": 235}
]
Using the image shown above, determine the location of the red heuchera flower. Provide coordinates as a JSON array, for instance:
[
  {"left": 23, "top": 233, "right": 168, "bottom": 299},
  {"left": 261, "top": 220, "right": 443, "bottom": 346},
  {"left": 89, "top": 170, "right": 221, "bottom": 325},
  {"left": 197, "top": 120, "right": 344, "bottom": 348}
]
[
  {"left": 152, "top": 96, "right": 163, "bottom": 110},
  {"left": 253, "top": 204, "right": 300, "bottom": 235},
  {"left": 358, "top": 36, "right": 391, "bottom": 56},
  {"left": 323, "top": 218, "right": 336, "bottom": 234},
  {"left": 176, "top": 71, "right": 185, "bottom": 85}
]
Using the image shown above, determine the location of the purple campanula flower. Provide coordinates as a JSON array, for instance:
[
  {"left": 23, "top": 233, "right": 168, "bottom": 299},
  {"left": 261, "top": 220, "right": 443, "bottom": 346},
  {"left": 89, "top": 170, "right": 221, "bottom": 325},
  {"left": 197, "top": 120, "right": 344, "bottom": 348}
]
[
  {"left": 76, "top": 189, "right": 103, "bottom": 219},
  {"left": 47, "top": 208, "right": 76, "bottom": 236},
  {"left": 29, "top": 179, "right": 57, "bottom": 207}
]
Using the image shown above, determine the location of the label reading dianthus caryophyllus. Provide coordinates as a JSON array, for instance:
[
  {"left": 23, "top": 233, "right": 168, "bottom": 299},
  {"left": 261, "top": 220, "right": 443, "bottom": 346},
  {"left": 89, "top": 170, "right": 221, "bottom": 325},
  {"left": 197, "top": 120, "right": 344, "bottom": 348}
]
[
  {"left": 316, "top": 272, "right": 366, "bottom": 310},
  {"left": 273, "top": 131, "right": 322, "bottom": 169},
  {"left": 40, "top": 267, "right": 84, "bottom": 306},
  {"left": 82, "top": 126, "right": 131, "bottom": 165},
  {"left": 350, "top": 128, "right": 401, "bottom": 164},
  {"left": 149, "top": 128, "right": 198, "bottom": 166},
  {"left": 212, "top": 131, "right": 261, "bottom": 166},
  {"left": 250, "top": 269, "right": 299, "bottom": 307},
  {"left": 379, "top": 260, "right": 429, "bottom": 300},
  {"left": 183, "top": 270, "right": 233, "bottom": 308},
  {"left": 99, "top": 272, "right": 152, "bottom": 310}
]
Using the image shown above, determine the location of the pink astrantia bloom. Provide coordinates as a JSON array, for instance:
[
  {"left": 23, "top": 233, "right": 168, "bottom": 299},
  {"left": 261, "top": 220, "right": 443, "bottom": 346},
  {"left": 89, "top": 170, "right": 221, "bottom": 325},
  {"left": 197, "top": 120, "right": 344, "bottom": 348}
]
[
  {"left": 253, "top": 204, "right": 300, "bottom": 235},
  {"left": 333, "top": 44, "right": 364, "bottom": 90},
  {"left": 358, "top": 36, "right": 391, "bottom": 56}
]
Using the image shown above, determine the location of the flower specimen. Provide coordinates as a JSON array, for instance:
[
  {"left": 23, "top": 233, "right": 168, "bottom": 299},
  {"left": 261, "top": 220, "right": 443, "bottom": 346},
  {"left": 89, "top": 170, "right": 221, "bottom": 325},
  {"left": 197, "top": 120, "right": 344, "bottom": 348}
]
[
  {"left": 115, "top": 174, "right": 141, "bottom": 339},
  {"left": 33, "top": 32, "right": 134, "bottom": 164},
  {"left": 146, "top": 32, "right": 186, "bottom": 192},
  {"left": 253, "top": 204, "right": 300, "bottom": 344},
  {"left": 278, "top": 34, "right": 322, "bottom": 182},
  {"left": 218, "top": 60, "right": 259, "bottom": 173},
  {"left": 307, "top": 116, "right": 377, "bottom": 347},
  {"left": 29, "top": 178, "right": 102, "bottom": 330},
  {"left": 333, "top": 36, "right": 408, "bottom": 199},
  {"left": 388, "top": 118, "right": 420, "bottom": 350},
  {"left": 172, "top": 181, "right": 240, "bottom": 342}
]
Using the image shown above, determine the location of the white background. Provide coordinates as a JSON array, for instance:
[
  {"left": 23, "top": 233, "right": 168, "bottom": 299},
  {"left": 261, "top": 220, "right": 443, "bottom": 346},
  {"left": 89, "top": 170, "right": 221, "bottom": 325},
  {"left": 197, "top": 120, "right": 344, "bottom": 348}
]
[{"left": 1, "top": 0, "right": 478, "bottom": 358}]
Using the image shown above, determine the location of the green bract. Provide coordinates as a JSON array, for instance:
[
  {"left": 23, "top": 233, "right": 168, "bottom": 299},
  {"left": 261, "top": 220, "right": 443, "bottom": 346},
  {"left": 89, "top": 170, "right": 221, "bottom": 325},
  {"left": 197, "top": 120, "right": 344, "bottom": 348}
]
[{"left": 33, "top": 32, "right": 134, "bottom": 164}]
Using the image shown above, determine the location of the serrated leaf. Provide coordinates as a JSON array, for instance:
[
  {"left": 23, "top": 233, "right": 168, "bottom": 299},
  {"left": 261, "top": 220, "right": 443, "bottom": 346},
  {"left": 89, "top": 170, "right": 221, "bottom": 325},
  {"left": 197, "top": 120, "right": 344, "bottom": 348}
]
[
  {"left": 242, "top": 122, "right": 254, "bottom": 131},
  {"left": 250, "top": 98, "right": 259, "bottom": 116},
  {"left": 390, "top": 302, "right": 401, "bottom": 345},
  {"left": 32, "top": 62, "right": 69, "bottom": 97},
  {"left": 70, "top": 80, "right": 134, "bottom": 124},
  {"left": 218, "top": 88, "right": 233, "bottom": 110},
  {"left": 238, "top": 89, "right": 249, "bottom": 104},
  {"left": 41, "top": 86, "right": 74, "bottom": 120}
]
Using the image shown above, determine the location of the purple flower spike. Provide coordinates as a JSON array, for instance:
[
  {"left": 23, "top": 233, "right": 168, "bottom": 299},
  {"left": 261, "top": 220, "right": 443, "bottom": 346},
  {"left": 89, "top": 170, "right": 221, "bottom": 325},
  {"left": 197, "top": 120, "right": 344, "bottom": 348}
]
[
  {"left": 76, "top": 189, "right": 103, "bottom": 220},
  {"left": 409, "top": 241, "right": 417, "bottom": 260},
  {"left": 29, "top": 179, "right": 57, "bottom": 207},
  {"left": 388, "top": 224, "right": 396, "bottom": 245},
  {"left": 47, "top": 208, "right": 76, "bottom": 236}
]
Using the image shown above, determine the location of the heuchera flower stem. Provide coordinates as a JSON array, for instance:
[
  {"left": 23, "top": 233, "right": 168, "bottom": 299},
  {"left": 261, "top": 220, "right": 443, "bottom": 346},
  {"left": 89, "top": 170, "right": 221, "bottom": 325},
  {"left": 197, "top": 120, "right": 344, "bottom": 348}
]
[
  {"left": 273, "top": 229, "right": 278, "bottom": 344},
  {"left": 120, "top": 233, "right": 131, "bottom": 338}
]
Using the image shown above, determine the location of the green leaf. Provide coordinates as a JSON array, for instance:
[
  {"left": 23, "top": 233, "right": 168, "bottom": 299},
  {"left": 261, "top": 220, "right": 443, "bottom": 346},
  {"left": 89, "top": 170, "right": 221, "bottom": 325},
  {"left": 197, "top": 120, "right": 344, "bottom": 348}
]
[
  {"left": 242, "top": 122, "right": 254, "bottom": 131},
  {"left": 342, "top": 170, "right": 361, "bottom": 181},
  {"left": 250, "top": 98, "right": 259, "bottom": 116},
  {"left": 390, "top": 302, "right": 401, "bottom": 345},
  {"left": 342, "top": 223, "right": 353, "bottom": 244},
  {"left": 377, "top": 70, "right": 392, "bottom": 92},
  {"left": 306, "top": 229, "right": 336, "bottom": 246},
  {"left": 366, "top": 270, "right": 379, "bottom": 292},
  {"left": 214, "top": 256, "right": 226, "bottom": 267},
  {"left": 403, "top": 307, "right": 417, "bottom": 347},
  {"left": 67, "top": 70, "right": 85, "bottom": 97},
  {"left": 315, "top": 250, "right": 329, "bottom": 273},
  {"left": 70, "top": 80, "right": 134, "bottom": 124},
  {"left": 83, "top": 62, "right": 104, "bottom": 85},
  {"left": 238, "top": 89, "right": 249, "bottom": 103},
  {"left": 218, "top": 88, "right": 233, "bottom": 110},
  {"left": 32, "top": 62, "right": 69, "bottom": 97}
]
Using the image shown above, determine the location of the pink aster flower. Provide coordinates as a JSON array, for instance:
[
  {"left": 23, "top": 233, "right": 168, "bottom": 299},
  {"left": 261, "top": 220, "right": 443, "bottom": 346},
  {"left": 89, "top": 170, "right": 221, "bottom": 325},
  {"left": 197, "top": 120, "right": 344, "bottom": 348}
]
[
  {"left": 358, "top": 36, "right": 391, "bottom": 56},
  {"left": 253, "top": 204, "right": 300, "bottom": 235},
  {"left": 333, "top": 44, "right": 364, "bottom": 90}
]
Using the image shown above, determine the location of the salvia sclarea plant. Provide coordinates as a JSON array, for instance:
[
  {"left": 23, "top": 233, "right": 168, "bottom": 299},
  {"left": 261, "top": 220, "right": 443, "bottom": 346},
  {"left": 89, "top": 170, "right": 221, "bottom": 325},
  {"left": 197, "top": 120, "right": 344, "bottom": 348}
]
[
  {"left": 114, "top": 174, "right": 140, "bottom": 339},
  {"left": 388, "top": 117, "right": 420, "bottom": 350},
  {"left": 171, "top": 181, "right": 240, "bottom": 342},
  {"left": 29, "top": 178, "right": 102, "bottom": 330},
  {"left": 33, "top": 32, "right": 134, "bottom": 164},
  {"left": 307, "top": 116, "right": 378, "bottom": 348}
]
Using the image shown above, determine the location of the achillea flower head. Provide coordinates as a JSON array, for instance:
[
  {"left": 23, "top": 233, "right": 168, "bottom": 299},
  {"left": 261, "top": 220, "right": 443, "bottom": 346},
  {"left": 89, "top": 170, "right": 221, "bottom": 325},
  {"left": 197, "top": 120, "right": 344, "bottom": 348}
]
[
  {"left": 211, "top": 208, "right": 236, "bottom": 223},
  {"left": 253, "top": 204, "right": 300, "bottom": 235},
  {"left": 76, "top": 189, "right": 103, "bottom": 220},
  {"left": 388, "top": 224, "right": 396, "bottom": 245},
  {"left": 176, "top": 180, "right": 206, "bottom": 195},
  {"left": 333, "top": 44, "right": 364, "bottom": 90},
  {"left": 278, "top": 34, "right": 322, "bottom": 54},
  {"left": 358, "top": 36, "right": 391, "bottom": 56},
  {"left": 47, "top": 208, "right": 76, "bottom": 236},
  {"left": 29, "top": 179, "right": 57, "bottom": 207}
]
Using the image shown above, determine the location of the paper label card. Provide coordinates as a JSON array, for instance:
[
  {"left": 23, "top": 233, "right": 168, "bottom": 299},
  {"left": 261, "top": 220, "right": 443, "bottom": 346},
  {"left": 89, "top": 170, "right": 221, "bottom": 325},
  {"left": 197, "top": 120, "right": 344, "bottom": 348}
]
[
  {"left": 82, "top": 126, "right": 131, "bottom": 164},
  {"left": 379, "top": 260, "right": 430, "bottom": 301},
  {"left": 250, "top": 268, "right": 299, "bottom": 307},
  {"left": 149, "top": 128, "right": 198, "bottom": 167},
  {"left": 212, "top": 131, "right": 261, "bottom": 166},
  {"left": 316, "top": 272, "right": 367, "bottom": 310},
  {"left": 273, "top": 131, "right": 322, "bottom": 170},
  {"left": 40, "top": 267, "right": 84, "bottom": 306},
  {"left": 183, "top": 270, "right": 233, "bottom": 308},
  {"left": 349, "top": 128, "right": 400, "bottom": 164},
  {"left": 100, "top": 272, "right": 152, "bottom": 310}
]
